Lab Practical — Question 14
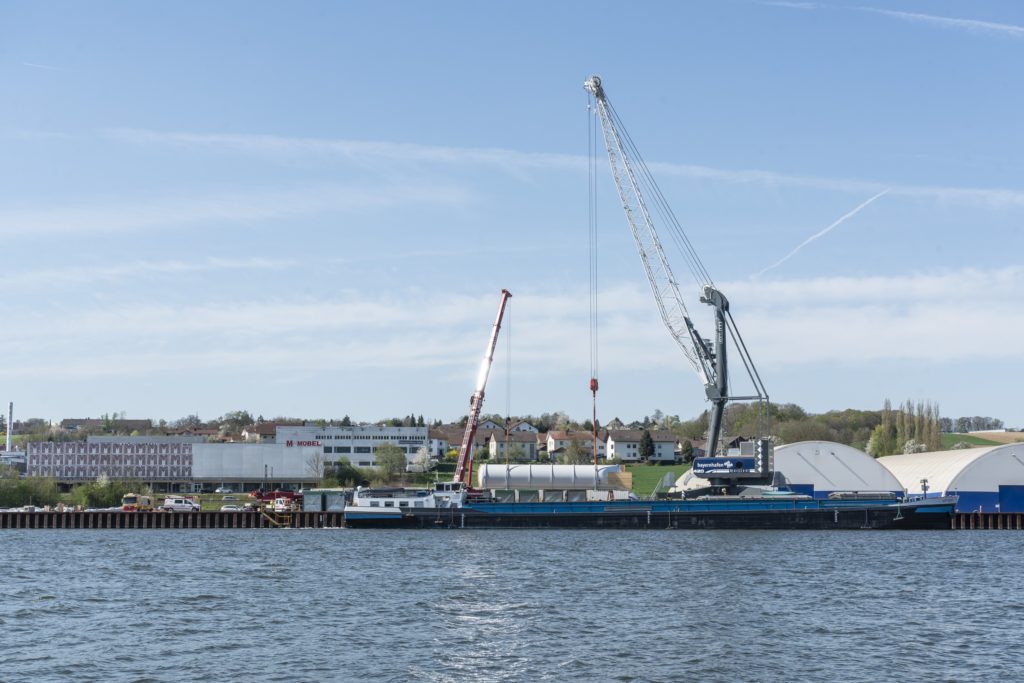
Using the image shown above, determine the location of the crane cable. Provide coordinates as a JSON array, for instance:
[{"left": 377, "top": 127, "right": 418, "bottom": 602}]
[
  {"left": 588, "top": 93, "right": 601, "bottom": 467},
  {"left": 504, "top": 298, "right": 512, "bottom": 466},
  {"left": 606, "top": 100, "right": 715, "bottom": 290}
]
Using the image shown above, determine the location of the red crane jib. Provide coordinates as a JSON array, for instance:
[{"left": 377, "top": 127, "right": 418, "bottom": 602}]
[{"left": 453, "top": 289, "right": 512, "bottom": 487}]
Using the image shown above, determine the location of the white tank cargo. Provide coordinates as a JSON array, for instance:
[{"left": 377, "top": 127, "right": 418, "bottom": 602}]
[{"left": 478, "top": 464, "right": 622, "bottom": 490}]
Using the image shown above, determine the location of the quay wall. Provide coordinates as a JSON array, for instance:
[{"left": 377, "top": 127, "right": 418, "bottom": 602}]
[{"left": 0, "top": 510, "right": 343, "bottom": 530}]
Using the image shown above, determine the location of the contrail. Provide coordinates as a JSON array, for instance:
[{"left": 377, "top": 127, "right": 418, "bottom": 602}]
[{"left": 756, "top": 188, "right": 890, "bottom": 277}]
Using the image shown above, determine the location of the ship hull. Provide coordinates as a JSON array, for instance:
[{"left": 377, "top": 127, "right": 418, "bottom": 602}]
[{"left": 343, "top": 498, "right": 955, "bottom": 530}]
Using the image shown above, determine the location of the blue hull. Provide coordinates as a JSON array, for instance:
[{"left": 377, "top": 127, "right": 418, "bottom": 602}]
[{"left": 344, "top": 497, "right": 956, "bottom": 530}]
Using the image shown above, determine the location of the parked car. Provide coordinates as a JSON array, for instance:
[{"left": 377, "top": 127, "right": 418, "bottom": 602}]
[
  {"left": 220, "top": 504, "right": 243, "bottom": 512},
  {"left": 161, "top": 497, "right": 200, "bottom": 512},
  {"left": 214, "top": 487, "right": 233, "bottom": 494}
]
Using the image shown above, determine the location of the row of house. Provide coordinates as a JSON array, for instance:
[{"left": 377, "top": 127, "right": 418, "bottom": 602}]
[{"left": 430, "top": 422, "right": 704, "bottom": 464}]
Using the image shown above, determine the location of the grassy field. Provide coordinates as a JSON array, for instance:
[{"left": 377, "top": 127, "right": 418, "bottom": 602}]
[
  {"left": 940, "top": 433, "right": 1002, "bottom": 448},
  {"left": 958, "top": 431, "right": 1024, "bottom": 445},
  {"left": 624, "top": 463, "right": 690, "bottom": 498}
]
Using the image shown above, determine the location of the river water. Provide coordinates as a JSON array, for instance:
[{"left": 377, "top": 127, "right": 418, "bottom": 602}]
[{"left": 1, "top": 529, "right": 1021, "bottom": 682}]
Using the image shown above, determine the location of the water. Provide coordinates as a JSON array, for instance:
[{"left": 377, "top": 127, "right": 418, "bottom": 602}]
[{"left": 1, "top": 529, "right": 1021, "bottom": 682}]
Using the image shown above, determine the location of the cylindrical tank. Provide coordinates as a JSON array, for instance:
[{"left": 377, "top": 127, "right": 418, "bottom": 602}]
[{"left": 478, "top": 464, "right": 621, "bottom": 490}]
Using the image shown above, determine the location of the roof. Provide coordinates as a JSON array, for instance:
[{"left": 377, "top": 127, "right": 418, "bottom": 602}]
[
  {"left": 244, "top": 423, "right": 279, "bottom": 436},
  {"left": 877, "top": 444, "right": 1024, "bottom": 494},
  {"left": 607, "top": 429, "right": 679, "bottom": 444},
  {"left": 548, "top": 430, "right": 608, "bottom": 442},
  {"left": 487, "top": 431, "right": 536, "bottom": 444}
]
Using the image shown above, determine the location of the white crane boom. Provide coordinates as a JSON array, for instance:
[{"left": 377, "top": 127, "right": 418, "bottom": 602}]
[
  {"left": 584, "top": 76, "right": 708, "bottom": 384},
  {"left": 585, "top": 74, "right": 768, "bottom": 462},
  {"left": 453, "top": 288, "right": 512, "bottom": 487}
]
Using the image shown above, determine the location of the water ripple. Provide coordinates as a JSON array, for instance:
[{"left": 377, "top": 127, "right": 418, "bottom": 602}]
[{"left": 0, "top": 529, "right": 1020, "bottom": 681}]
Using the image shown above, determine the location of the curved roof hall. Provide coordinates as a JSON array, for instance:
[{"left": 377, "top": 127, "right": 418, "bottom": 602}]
[{"left": 877, "top": 444, "right": 1024, "bottom": 495}]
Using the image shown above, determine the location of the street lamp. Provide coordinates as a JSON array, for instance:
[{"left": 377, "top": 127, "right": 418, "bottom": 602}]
[{"left": 920, "top": 478, "right": 930, "bottom": 499}]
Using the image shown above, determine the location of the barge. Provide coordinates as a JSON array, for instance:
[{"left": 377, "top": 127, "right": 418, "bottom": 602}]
[{"left": 342, "top": 482, "right": 957, "bottom": 530}]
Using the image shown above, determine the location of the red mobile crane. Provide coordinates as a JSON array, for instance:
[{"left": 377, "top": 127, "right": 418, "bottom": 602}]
[{"left": 452, "top": 288, "right": 512, "bottom": 490}]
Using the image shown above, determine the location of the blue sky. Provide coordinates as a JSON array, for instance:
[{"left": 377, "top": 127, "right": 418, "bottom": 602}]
[{"left": 2, "top": 0, "right": 1023, "bottom": 428}]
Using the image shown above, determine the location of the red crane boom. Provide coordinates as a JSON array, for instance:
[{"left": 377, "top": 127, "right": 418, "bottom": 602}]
[{"left": 453, "top": 288, "right": 512, "bottom": 487}]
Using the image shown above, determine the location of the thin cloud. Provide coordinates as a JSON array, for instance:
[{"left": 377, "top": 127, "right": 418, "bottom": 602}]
[
  {"left": 22, "top": 61, "right": 63, "bottom": 71},
  {"left": 103, "top": 127, "right": 1024, "bottom": 210},
  {"left": 854, "top": 7, "right": 1024, "bottom": 38},
  {"left": 0, "top": 182, "right": 470, "bottom": 238},
  {"left": 1, "top": 269, "right": 1022, "bottom": 384},
  {"left": 0, "top": 257, "right": 297, "bottom": 289},
  {"left": 756, "top": 189, "right": 889, "bottom": 276}
]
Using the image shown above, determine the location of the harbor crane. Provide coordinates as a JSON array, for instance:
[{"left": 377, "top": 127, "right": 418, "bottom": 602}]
[
  {"left": 584, "top": 75, "right": 772, "bottom": 488},
  {"left": 452, "top": 289, "right": 512, "bottom": 491}
]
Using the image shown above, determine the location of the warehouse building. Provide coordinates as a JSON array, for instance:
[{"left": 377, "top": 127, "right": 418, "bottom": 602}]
[
  {"left": 275, "top": 424, "right": 428, "bottom": 468},
  {"left": 673, "top": 441, "right": 903, "bottom": 498},
  {"left": 27, "top": 440, "right": 321, "bottom": 492},
  {"left": 878, "top": 444, "right": 1024, "bottom": 513}
]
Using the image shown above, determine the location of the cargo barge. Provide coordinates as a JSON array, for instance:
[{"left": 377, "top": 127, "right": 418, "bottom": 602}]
[{"left": 342, "top": 482, "right": 957, "bottom": 530}]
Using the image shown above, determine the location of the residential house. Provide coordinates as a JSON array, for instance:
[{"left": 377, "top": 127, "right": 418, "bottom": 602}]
[
  {"left": 487, "top": 431, "right": 539, "bottom": 461},
  {"left": 242, "top": 423, "right": 279, "bottom": 442},
  {"left": 509, "top": 420, "right": 538, "bottom": 433},
  {"left": 606, "top": 430, "right": 681, "bottom": 463},
  {"left": 546, "top": 430, "right": 607, "bottom": 460},
  {"left": 427, "top": 429, "right": 450, "bottom": 459}
]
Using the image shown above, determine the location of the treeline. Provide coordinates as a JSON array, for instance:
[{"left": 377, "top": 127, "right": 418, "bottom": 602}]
[
  {"left": 866, "top": 399, "right": 941, "bottom": 457},
  {"left": 943, "top": 416, "right": 1004, "bottom": 433}
]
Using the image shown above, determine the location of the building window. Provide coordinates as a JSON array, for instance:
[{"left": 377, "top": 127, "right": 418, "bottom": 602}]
[
  {"left": 324, "top": 447, "right": 334, "bottom": 454},
  {"left": 337, "top": 446, "right": 351, "bottom": 453},
  {"left": 355, "top": 446, "right": 371, "bottom": 454}
]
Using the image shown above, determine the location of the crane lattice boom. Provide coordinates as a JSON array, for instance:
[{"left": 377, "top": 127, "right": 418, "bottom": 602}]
[
  {"left": 453, "top": 289, "right": 512, "bottom": 487},
  {"left": 584, "top": 74, "right": 768, "bottom": 461}
]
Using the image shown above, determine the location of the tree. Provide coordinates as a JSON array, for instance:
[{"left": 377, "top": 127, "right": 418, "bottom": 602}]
[
  {"left": 172, "top": 414, "right": 202, "bottom": 430},
  {"left": 777, "top": 420, "right": 836, "bottom": 445},
  {"left": 639, "top": 430, "right": 654, "bottom": 461},
  {"left": 219, "top": 410, "right": 254, "bottom": 435},
  {"left": 374, "top": 443, "right": 407, "bottom": 478},
  {"left": 306, "top": 451, "right": 328, "bottom": 483},
  {"left": 903, "top": 439, "right": 927, "bottom": 454},
  {"left": 410, "top": 447, "right": 433, "bottom": 473},
  {"left": 676, "top": 412, "right": 709, "bottom": 440},
  {"left": 417, "top": 415, "right": 425, "bottom": 427},
  {"left": 505, "top": 444, "right": 527, "bottom": 463},
  {"left": 561, "top": 438, "right": 589, "bottom": 464},
  {"left": 680, "top": 439, "right": 694, "bottom": 463},
  {"left": 340, "top": 415, "right": 352, "bottom": 427}
]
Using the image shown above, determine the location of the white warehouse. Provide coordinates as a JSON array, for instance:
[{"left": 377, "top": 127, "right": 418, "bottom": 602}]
[{"left": 878, "top": 444, "right": 1024, "bottom": 513}]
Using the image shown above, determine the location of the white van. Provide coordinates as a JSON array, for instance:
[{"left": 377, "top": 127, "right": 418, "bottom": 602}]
[{"left": 162, "top": 497, "right": 200, "bottom": 512}]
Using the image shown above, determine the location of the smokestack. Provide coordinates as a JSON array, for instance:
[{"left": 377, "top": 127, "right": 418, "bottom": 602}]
[{"left": 5, "top": 402, "right": 11, "bottom": 452}]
